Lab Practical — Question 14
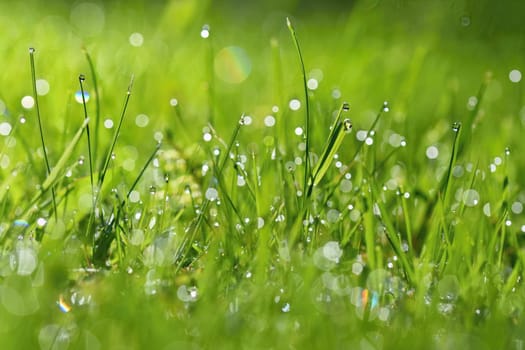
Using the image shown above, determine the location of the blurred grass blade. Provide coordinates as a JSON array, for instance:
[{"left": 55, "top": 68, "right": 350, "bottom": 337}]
[
  {"left": 98, "top": 75, "right": 134, "bottom": 187},
  {"left": 42, "top": 118, "right": 89, "bottom": 191}
]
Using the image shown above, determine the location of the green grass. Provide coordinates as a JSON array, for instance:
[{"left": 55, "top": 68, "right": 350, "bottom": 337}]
[{"left": 1, "top": 0, "right": 525, "bottom": 349}]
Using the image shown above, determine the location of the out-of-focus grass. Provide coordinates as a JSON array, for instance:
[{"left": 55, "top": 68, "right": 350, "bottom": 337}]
[{"left": 0, "top": 0, "right": 524, "bottom": 349}]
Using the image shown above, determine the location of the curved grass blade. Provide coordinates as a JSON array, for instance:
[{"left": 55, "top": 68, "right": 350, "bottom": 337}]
[{"left": 286, "top": 18, "right": 312, "bottom": 205}]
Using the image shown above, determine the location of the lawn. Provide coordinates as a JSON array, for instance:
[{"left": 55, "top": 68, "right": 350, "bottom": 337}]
[{"left": 0, "top": 0, "right": 524, "bottom": 348}]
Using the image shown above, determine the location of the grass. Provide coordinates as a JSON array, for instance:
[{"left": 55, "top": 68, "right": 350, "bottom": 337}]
[{"left": 0, "top": 0, "right": 525, "bottom": 349}]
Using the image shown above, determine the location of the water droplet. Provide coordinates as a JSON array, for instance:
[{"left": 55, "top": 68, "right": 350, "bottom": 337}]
[
  {"left": 294, "top": 127, "right": 303, "bottom": 136},
  {"left": 74, "top": 90, "right": 90, "bottom": 104},
  {"left": 21, "top": 96, "right": 35, "bottom": 109},
  {"left": 505, "top": 147, "right": 511, "bottom": 156},
  {"left": 462, "top": 189, "right": 480, "bottom": 207},
  {"left": 343, "top": 119, "right": 352, "bottom": 132},
  {"left": 104, "top": 118, "right": 113, "bottom": 129},
  {"left": 483, "top": 202, "right": 491, "bottom": 217},
  {"left": 307, "top": 78, "right": 318, "bottom": 90},
  {"left": 149, "top": 186, "right": 156, "bottom": 195},
  {"left": 36, "top": 79, "right": 50, "bottom": 96},
  {"left": 19, "top": 116, "right": 26, "bottom": 124},
  {"left": 129, "top": 32, "right": 144, "bottom": 47},
  {"left": 200, "top": 24, "right": 210, "bottom": 39},
  {"left": 452, "top": 122, "right": 461, "bottom": 132},
  {"left": 135, "top": 114, "right": 149, "bottom": 127},
  {"left": 323, "top": 241, "right": 343, "bottom": 263},
  {"left": 382, "top": 101, "right": 390, "bottom": 112},
  {"left": 289, "top": 99, "right": 301, "bottom": 111},
  {"left": 342, "top": 102, "right": 350, "bottom": 112},
  {"left": 509, "top": 69, "right": 522, "bottom": 83},
  {"left": 426, "top": 145, "right": 439, "bottom": 160},
  {"left": 0, "top": 122, "right": 12, "bottom": 136},
  {"left": 79, "top": 74, "right": 86, "bottom": 81},
  {"left": 356, "top": 130, "right": 367, "bottom": 141},
  {"left": 205, "top": 187, "right": 219, "bottom": 201},
  {"left": 264, "top": 115, "right": 276, "bottom": 127},
  {"left": 352, "top": 262, "right": 363, "bottom": 275},
  {"left": 29, "top": 47, "right": 35, "bottom": 54},
  {"left": 332, "top": 89, "right": 341, "bottom": 99},
  {"left": 511, "top": 201, "right": 523, "bottom": 214},
  {"left": 177, "top": 285, "right": 198, "bottom": 302},
  {"left": 281, "top": 303, "right": 291, "bottom": 313}
]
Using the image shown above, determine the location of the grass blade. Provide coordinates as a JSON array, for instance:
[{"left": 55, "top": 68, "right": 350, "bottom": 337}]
[
  {"left": 83, "top": 48, "right": 101, "bottom": 164},
  {"left": 29, "top": 47, "right": 57, "bottom": 221},
  {"left": 286, "top": 18, "right": 312, "bottom": 206},
  {"left": 78, "top": 74, "right": 95, "bottom": 212}
]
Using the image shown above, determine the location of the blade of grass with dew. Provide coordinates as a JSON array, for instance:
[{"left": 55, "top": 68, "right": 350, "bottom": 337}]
[
  {"left": 307, "top": 102, "right": 352, "bottom": 196},
  {"left": 83, "top": 48, "right": 101, "bottom": 164},
  {"left": 29, "top": 47, "right": 57, "bottom": 222},
  {"left": 78, "top": 74, "right": 96, "bottom": 213},
  {"left": 286, "top": 17, "right": 312, "bottom": 205},
  {"left": 87, "top": 75, "right": 134, "bottom": 238}
]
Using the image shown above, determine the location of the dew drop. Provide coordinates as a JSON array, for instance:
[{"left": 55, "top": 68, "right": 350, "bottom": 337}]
[
  {"left": 331, "top": 89, "right": 341, "bottom": 99},
  {"left": 294, "top": 127, "right": 303, "bottom": 136},
  {"left": 135, "top": 114, "right": 149, "bottom": 127},
  {"left": 200, "top": 24, "right": 210, "bottom": 39},
  {"left": 129, "top": 32, "right": 144, "bottom": 47},
  {"left": 29, "top": 47, "right": 35, "bottom": 54},
  {"left": 342, "top": 102, "right": 350, "bottom": 112},
  {"left": 483, "top": 202, "right": 491, "bottom": 217},
  {"left": 452, "top": 122, "right": 461, "bottom": 132},
  {"left": 281, "top": 302, "right": 291, "bottom": 313},
  {"left": 462, "top": 189, "right": 480, "bottom": 207},
  {"left": 343, "top": 119, "right": 352, "bottom": 132},
  {"left": 74, "top": 91, "right": 90, "bottom": 104},
  {"left": 36, "top": 79, "right": 50, "bottom": 96},
  {"left": 205, "top": 187, "right": 219, "bottom": 201},
  {"left": 307, "top": 78, "right": 318, "bottom": 90},
  {"left": 426, "top": 145, "right": 439, "bottom": 160},
  {"left": 509, "top": 69, "right": 522, "bottom": 83},
  {"left": 0, "top": 122, "right": 12, "bottom": 136},
  {"left": 289, "top": 99, "right": 301, "bottom": 111},
  {"left": 382, "top": 101, "right": 390, "bottom": 112},
  {"left": 21, "top": 96, "right": 35, "bottom": 109},
  {"left": 511, "top": 201, "right": 523, "bottom": 214},
  {"left": 79, "top": 74, "right": 86, "bottom": 81},
  {"left": 264, "top": 115, "right": 276, "bottom": 127},
  {"left": 104, "top": 119, "right": 114, "bottom": 128}
]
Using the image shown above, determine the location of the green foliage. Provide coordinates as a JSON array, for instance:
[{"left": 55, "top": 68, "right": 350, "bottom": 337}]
[{"left": 0, "top": 0, "right": 524, "bottom": 349}]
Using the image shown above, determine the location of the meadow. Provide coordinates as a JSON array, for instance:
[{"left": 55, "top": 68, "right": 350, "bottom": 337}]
[{"left": 0, "top": 0, "right": 524, "bottom": 348}]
